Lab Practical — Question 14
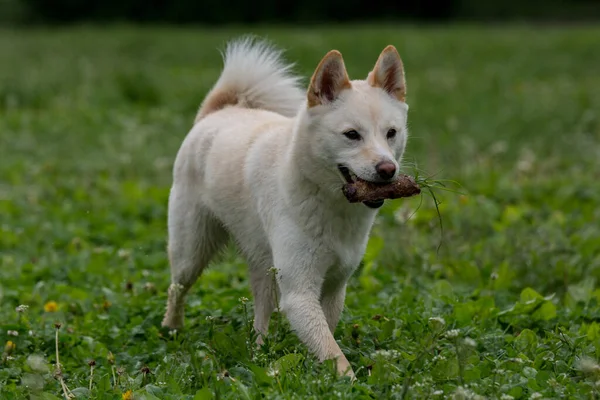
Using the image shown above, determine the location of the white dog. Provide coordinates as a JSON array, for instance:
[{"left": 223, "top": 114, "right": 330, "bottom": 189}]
[{"left": 162, "top": 37, "right": 409, "bottom": 378}]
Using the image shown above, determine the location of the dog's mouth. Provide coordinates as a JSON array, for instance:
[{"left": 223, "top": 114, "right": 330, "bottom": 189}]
[
  {"left": 338, "top": 165, "right": 356, "bottom": 184},
  {"left": 337, "top": 165, "right": 385, "bottom": 209}
]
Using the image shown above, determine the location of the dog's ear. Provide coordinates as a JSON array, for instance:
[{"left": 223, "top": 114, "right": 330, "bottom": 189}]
[
  {"left": 368, "top": 45, "right": 406, "bottom": 102},
  {"left": 307, "top": 50, "right": 352, "bottom": 108}
]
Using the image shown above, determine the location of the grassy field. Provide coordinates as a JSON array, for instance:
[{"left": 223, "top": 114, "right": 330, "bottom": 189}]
[{"left": 1, "top": 24, "right": 600, "bottom": 399}]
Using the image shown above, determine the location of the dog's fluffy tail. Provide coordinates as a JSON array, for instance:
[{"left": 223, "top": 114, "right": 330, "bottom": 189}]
[{"left": 195, "top": 37, "right": 305, "bottom": 123}]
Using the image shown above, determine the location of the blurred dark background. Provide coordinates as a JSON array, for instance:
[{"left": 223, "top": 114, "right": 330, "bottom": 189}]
[{"left": 2, "top": 0, "right": 600, "bottom": 25}]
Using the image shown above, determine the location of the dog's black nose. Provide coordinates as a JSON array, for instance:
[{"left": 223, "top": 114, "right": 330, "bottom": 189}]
[{"left": 376, "top": 161, "right": 396, "bottom": 180}]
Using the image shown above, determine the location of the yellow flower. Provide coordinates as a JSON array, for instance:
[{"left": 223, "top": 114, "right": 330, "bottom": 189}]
[
  {"left": 44, "top": 301, "right": 58, "bottom": 313},
  {"left": 4, "top": 341, "right": 16, "bottom": 354},
  {"left": 122, "top": 390, "right": 134, "bottom": 400}
]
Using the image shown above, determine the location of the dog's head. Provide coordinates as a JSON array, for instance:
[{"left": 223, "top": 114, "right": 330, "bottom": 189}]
[{"left": 302, "top": 46, "right": 409, "bottom": 207}]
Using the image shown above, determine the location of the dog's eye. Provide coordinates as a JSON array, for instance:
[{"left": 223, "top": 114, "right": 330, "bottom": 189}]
[
  {"left": 343, "top": 130, "right": 362, "bottom": 141},
  {"left": 387, "top": 128, "right": 397, "bottom": 139}
]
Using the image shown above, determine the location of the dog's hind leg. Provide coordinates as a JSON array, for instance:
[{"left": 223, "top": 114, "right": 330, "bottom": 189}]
[
  {"left": 162, "top": 186, "right": 228, "bottom": 329},
  {"left": 248, "top": 260, "right": 278, "bottom": 345}
]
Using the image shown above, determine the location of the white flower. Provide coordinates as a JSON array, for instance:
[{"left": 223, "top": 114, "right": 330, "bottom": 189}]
[
  {"left": 428, "top": 317, "right": 446, "bottom": 331},
  {"left": 168, "top": 283, "right": 184, "bottom": 293},
  {"left": 463, "top": 338, "right": 477, "bottom": 348},
  {"left": 117, "top": 248, "right": 131, "bottom": 258},
  {"left": 433, "top": 390, "right": 444, "bottom": 396},
  {"left": 372, "top": 349, "right": 400, "bottom": 360},
  {"left": 7, "top": 330, "right": 18, "bottom": 336},
  {"left": 575, "top": 356, "right": 600, "bottom": 374},
  {"left": 432, "top": 354, "right": 447, "bottom": 362},
  {"left": 451, "top": 386, "right": 484, "bottom": 400},
  {"left": 490, "top": 141, "right": 508, "bottom": 155},
  {"left": 501, "top": 395, "right": 514, "bottom": 400},
  {"left": 15, "top": 305, "right": 29, "bottom": 313},
  {"left": 445, "top": 329, "right": 460, "bottom": 339},
  {"left": 530, "top": 393, "right": 543, "bottom": 400},
  {"left": 516, "top": 149, "right": 536, "bottom": 173}
]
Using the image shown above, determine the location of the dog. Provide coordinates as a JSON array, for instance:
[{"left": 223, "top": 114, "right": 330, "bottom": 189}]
[{"left": 161, "top": 37, "right": 409, "bottom": 378}]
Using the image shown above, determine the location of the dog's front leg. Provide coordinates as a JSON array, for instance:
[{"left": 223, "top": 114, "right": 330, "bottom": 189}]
[
  {"left": 321, "top": 283, "right": 347, "bottom": 334},
  {"left": 272, "top": 231, "right": 354, "bottom": 378}
]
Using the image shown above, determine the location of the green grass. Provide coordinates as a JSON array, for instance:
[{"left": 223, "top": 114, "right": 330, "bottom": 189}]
[{"left": 1, "top": 24, "right": 600, "bottom": 399}]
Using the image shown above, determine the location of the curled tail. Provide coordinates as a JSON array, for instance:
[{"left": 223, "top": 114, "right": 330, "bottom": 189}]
[{"left": 195, "top": 37, "right": 305, "bottom": 123}]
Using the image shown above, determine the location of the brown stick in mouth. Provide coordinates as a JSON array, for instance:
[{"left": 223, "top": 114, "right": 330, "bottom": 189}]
[{"left": 342, "top": 175, "right": 421, "bottom": 203}]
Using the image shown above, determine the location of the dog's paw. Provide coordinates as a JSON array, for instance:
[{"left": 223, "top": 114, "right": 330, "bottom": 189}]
[
  {"left": 335, "top": 357, "right": 355, "bottom": 381},
  {"left": 161, "top": 313, "right": 184, "bottom": 331}
]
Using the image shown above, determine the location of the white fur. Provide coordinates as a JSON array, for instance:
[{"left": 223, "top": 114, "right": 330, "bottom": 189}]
[
  {"left": 195, "top": 36, "right": 304, "bottom": 122},
  {"left": 162, "top": 37, "right": 409, "bottom": 379}
]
